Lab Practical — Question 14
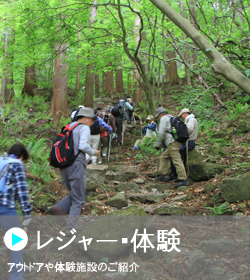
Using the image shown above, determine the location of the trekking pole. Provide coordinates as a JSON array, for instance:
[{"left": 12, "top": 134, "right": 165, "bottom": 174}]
[
  {"left": 108, "top": 132, "right": 112, "bottom": 162},
  {"left": 139, "top": 117, "right": 142, "bottom": 139}
]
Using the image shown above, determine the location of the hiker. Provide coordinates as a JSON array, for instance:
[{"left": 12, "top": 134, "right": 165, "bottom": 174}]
[
  {"left": 70, "top": 105, "right": 84, "bottom": 122},
  {"left": 125, "top": 96, "right": 134, "bottom": 124},
  {"left": 130, "top": 115, "right": 157, "bottom": 149},
  {"left": 0, "top": 143, "right": 32, "bottom": 280},
  {"left": 96, "top": 107, "right": 103, "bottom": 117},
  {"left": 103, "top": 108, "right": 116, "bottom": 133},
  {"left": 155, "top": 107, "right": 189, "bottom": 188},
  {"left": 86, "top": 109, "right": 113, "bottom": 164},
  {"left": 51, "top": 107, "right": 100, "bottom": 231},
  {"left": 112, "top": 99, "right": 133, "bottom": 145},
  {"left": 169, "top": 108, "right": 198, "bottom": 182}
]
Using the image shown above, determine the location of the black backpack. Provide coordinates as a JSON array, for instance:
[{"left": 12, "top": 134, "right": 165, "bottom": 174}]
[
  {"left": 103, "top": 114, "right": 110, "bottom": 124},
  {"left": 90, "top": 119, "right": 100, "bottom": 135},
  {"left": 49, "top": 123, "right": 82, "bottom": 168},
  {"left": 167, "top": 117, "right": 189, "bottom": 143},
  {"left": 111, "top": 104, "right": 122, "bottom": 117}
]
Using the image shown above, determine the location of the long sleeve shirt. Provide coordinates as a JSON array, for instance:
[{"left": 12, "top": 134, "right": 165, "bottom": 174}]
[
  {"left": 0, "top": 156, "right": 32, "bottom": 217},
  {"left": 156, "top": 115, "right": 175, "bottom": 147},
  {"left": 98, "top": 116, "right": 113, "bottom": 132},
  {"left": 185, "top": 114, "right": 198, "bottom": 140}
]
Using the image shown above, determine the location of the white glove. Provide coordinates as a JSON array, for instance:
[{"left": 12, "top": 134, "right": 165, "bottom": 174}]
[{"left": 22, "top": 217, "right": 32, "bottom": 227}]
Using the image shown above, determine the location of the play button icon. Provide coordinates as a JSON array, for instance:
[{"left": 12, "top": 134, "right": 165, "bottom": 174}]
[{"left": 4, "top": 228, "right": 28, "bottom": 251}]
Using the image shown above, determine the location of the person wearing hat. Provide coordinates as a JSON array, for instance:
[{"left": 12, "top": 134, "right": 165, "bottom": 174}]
[
  {"left": 51, "top": 107, "right": 100, "bottom": 231},
  {"left": 130, "top": 115, "right": 157, "bottom": 149},
  {"left": 155, "top": 107, "right": 189, "bottom": 188}
]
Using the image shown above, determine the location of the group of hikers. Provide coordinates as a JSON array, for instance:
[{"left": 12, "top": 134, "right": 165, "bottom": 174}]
[{"left": 0, "top": 98, "right": 198, "bottom": 280}]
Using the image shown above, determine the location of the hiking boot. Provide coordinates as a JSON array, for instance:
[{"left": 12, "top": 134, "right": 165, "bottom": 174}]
[
  {"left": 174, "top": 180, "right": 189, "bottom": 189},
  {"left": 50, "top": 206, "right": 65, "bottom": 215},
  {"left": 169, "top": 177, "right": 178, "bottom": 183},
  {"left": 155, "top": 175, "right": 169, "bottom": 182}
]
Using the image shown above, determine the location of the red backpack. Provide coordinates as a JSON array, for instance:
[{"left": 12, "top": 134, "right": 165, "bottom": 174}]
[{"left": 49, "top": 123, "right": 82, "bottom": 168}]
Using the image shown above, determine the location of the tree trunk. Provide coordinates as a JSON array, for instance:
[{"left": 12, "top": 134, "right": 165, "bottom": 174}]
[
  {"left": 133, "top": 69, "right": 143, "bottom": 105},
  {"left": 84, "top": 64, "right": 95, "bottom": 107},
  {"left": 115, "top": 69, "right": 125, "bottom": 94},
  {"left": 95, "top": 73, "right": 100, "bottom": 97},
  {"left": 127, "top": 72, "right": 132, "bottom": 96},
  {"left": 167, "top": 51, "right": 179, "bottom": 85},
  {"left": 150, "top": 0, "right": 250, "bottom": 95},
  {"left": 84, "top": 0, "right": 97, "bottom": 107},
  {"left": 22, "top": 65, "right": 38, "bottom": 96},
  {"left": 103, "top": 72, "right": 107, "bottom": 95},
  {"left": 52, "top": 43, "right": 68, "bottom": 120},
  {"left": 1, "top": 28, "right": 14, "bottom": 104},
  {"left": 75, "top": 32, "right": 81, "bottom": 92},
  {"left": 106, "top": 66, "right": 114, "bottom": 98}
]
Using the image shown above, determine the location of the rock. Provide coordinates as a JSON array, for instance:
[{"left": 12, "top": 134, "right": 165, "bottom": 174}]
[
  {"left": 128, "top": 194, "right": 147, "bottom": 203},
  {"left": 187, "top": 250, "right": 207, "bottom": 274},
  {"left": 188, "top": 150, "right": 225, "bottom": 181},
  {"left": 221, "top": 174, "right": 250, "bottom": 202},
  {"left": 176, "top": 186, "right": 190, "bottom": 192},
  {"left": 202, "top": 239, "right": 237, "bottom": 254},
  {"left": 116, "top": 182, "right": 140, "bottom": 192},
  {"left": 172, "top": 195, "right": 189, "bottom": 202},
  {"left": 86, "top": 179, "right": 98, "bottom": 191},
  {"left": 87, "top": 165, "right": 109, "bottom": 183},
  {"left": 97, "top": 194, "right": 107, "bottom": 200},
  {"left": 237, "top": 119, "right": 250, "bottom": 133},
  {"left": 133, "top": 178, "right": 145, "bottom": 184},
  {"left": 153, "top": 205, "right": 187, "bottom": 215},
  {"left": 32, "top": 195, "right": 54, "bottom": 211},
  {"left": 146, "top": 183, "right": 173, "bottom": 191},
  {"left": 146, "top": 193, "right": 168, "bottom": 203},
  {"left": 105, "top": 170, "right": 137, "bottom": 181},
  {"left": 105, "top": 193, "right": 128, "bottom": 209},
  {"left": 108, "top": 205, "right": 147, "bottom": 216}
]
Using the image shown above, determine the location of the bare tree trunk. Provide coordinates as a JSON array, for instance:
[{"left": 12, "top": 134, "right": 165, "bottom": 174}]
[
  {"left": 95, "top": 73, "right": 100, "bottom": 97},
  {"left": 106, "top": 64, "right": 114, "bottom": 98},
  {"left": 127, "top": 72, "right": 132, "bottom": 95},
  {"left": 52, "top": 43, "right": 68, "bottom": 120},
  {"left": 22, "top": 65, "right": 38, "bottom": 96},
  {"left": 75, "top": 32, "right": 81, "bottom": 92},
  {"left": 102, "top": 72, "right": 107, "bottom": 95},
  {"left": 1, "top": 28, "right": 14, "bottom": 104},
  {"left": 133, "top": 69, "right": 143, "bottom": 105},
  {"left": 116, "top": 69, "right": 125, "bottom": 94},
  {"left": 150, "top": 0, "right": 250, "bottom": 94},
  {"left": 84, "top": 0, "right": 97, "bottom": 107},
  {"left": 84, "top": 64, "right": 95, "bottom": 107},
  {"left": 167, "top": 51, "right": 179, "bottom": 85}
]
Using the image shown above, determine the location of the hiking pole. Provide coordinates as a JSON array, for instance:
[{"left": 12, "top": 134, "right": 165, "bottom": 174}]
[
  {"left": 138, "top": 117, "right": 142, "bottom": 139},
  {"left": 108, "top": 132, "right": 112, "bottom": 162},
  {"left": 122, "top": 119, "right": 124, "bottom": 145}
]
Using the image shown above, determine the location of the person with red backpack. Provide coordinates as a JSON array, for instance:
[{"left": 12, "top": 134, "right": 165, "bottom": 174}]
[{"left": 51, "top": 107, "right": 100, "bottom": 232}]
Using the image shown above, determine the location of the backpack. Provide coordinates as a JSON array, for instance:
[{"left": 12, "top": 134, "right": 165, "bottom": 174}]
[
  {"left": 90, "top": 119, "right": 100, "bottom": 135},
  {"left": 167, "top": 117, "right": 189, "bottom": 143},
  {"left": 0, "top": 157, "right": 23, "bottom": 195},
  {"left": 103, "top": 114, "right": 110, "bottom": 124},
  {"left": 70, "top": 109, "right": 79, "bottom": 122},
  {"left": 49, "top": 123, "right": 82, "bottom": 168},
  {"left": 111, "top": 104, "right": 122, "bottom": 117}
]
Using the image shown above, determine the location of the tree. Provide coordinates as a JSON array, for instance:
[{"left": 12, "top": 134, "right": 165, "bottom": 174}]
[{"left": 150, "top": 0, "right": 250, "bottom": 95}]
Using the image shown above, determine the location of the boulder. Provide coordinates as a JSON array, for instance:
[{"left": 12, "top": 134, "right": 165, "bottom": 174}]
[
  {"left": 188, "top": 150, "right": 225, "bottom": 181},
  {"left": 105, "top": 170, "right": 137, "bottom": 181},
  {"left": 146, "top": 183, "right": 173, "bottom": 191},
  {"left": 187, "top": 250, "right": 207, "bottom": 274},
  {"left": 116, "top": 182, "right": 140, "bottom": 192},
  {"left": 105, "top": 193, "right": 128, "bottom": 209},
  {"left": 221, "top": 174, "right": 250, "bottom": 202},
  {"left": 87, "top": 165, "right": 109, "bottom": 183}
]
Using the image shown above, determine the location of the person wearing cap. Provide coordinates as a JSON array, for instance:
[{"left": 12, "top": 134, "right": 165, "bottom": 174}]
[
  {"left": 178, "top": 108, "right": 198, "bottom": 159},
  {"left": 130, "top": 115, "right": 157, "bottom": 149},
  {"left": 70, "top": 105, "right": 84, "bottom": 122},
  {"left": 170, "top": 108, "right": 198, "bottom": 182},
  {"left": 51, "top": 107, "right": 100, "bottom": 231},
  {"left": 155, "top": 107, "right": 189, "bottom": 188}
]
